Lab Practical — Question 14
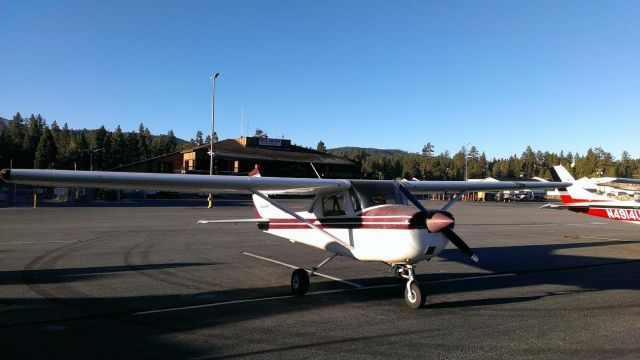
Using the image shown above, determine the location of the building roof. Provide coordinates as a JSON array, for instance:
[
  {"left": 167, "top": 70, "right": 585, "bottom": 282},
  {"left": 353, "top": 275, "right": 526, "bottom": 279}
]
[
  {"left": 110, "top": 149, "right": 183, "bottom": 171},
  {"left": 186, "top": 139, "right": 357, "bottom": 166}
]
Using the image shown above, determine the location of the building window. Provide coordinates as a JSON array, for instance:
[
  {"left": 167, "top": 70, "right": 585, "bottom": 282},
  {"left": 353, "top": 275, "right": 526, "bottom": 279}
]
[{"left": 158, "top": 162, "right": 173, "bottom": 173}]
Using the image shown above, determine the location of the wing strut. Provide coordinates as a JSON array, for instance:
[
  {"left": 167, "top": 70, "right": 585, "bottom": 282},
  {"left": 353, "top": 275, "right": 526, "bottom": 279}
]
[
  {"left": 250, "top": 190, "right": 355, "bottom": 254},
  {"left": 441, "top": 192, "right": 464, "bottom": 211},
  {"left": 309, "top": 163, "right": 322, "bottom": 179}
]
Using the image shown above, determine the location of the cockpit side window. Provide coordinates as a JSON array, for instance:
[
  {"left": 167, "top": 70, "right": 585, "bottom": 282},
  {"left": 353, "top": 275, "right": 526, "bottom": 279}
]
[
  {"left": 349, "top": 189, "right": 362, "bottom": 213},
  {"left": 322, "top": 194, "right": 347, "bottom": 216}
]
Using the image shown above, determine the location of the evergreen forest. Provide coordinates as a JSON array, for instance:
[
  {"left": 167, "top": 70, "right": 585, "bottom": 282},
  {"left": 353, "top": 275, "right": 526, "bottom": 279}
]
[{"left": 1, "top": 113, "right": 638, "bottom": 181}]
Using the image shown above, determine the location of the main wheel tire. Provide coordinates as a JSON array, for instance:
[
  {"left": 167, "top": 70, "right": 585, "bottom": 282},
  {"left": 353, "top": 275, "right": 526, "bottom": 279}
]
[
  {"left": 291, "top": 268, "right": 310, "bottom": 295},
  {"left": 404, "top": 281, "right": 425, "bottom": 309}
]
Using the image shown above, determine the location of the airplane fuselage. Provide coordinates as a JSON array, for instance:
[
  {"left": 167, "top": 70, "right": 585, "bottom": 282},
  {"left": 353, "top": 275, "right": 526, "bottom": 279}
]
[
  {"left": 548, "top": 165, "right": 640, "bottom": 225},
  {"left": 566, "top": 202, "right": 640, "bottom": 225},
  {"left": 254, "top": 195, "right": 449, "bottom": 265}
]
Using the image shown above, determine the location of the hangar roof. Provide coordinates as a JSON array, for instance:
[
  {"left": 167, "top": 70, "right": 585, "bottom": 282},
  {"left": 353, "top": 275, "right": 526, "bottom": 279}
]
[{"left": 185, "top": 139, "right": 356, "bottom": 166}]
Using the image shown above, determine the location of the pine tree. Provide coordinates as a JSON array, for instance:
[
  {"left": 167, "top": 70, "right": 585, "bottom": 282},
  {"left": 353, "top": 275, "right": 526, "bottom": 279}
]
[
  {"left": 110, "top": 126, "right": 127, "bottom": 167},
  {"left": 0, "top": 125, "right": 10, "bottom": 148},
  {"left": 76, "top": 131, "right": 90, "bottom": 170},
  {"left": 164, "top": 130, "right": 177, "bottom": 154},
  {"left": 9, "top": 112, "right": 25, "bottom": 148},
  {"left": 50, "top": 120, "right": 61, "bottom": 142},
  {"left": 619, "top": 151, "right": 633, "bottom": 177},
  {"left": 22, "top": 114, "right": 44, "bottom": 153},
  {"left": 94, "top": 126, "right": 108, "bottom": 170},
  {"left": 138, "top": 123, "right": 149, "bottom": 160},
  {"left": 125, "top": 132, "right": 140, "bottom": 163},
  {"left": 421, "top": 142, "right": 435, "bottom": 157},
  {"left": 34, "top": 128, "right": 57, "bottom": 169},
  {"left": 102, "top": 133, "right": 113, "bottom": 169},
  {"left": 317, "top": 140, "right": 326, "bottom": 152}
]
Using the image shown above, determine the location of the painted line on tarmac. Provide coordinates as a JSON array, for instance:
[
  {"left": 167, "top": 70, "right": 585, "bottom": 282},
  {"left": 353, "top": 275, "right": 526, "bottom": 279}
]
[
  {"left": 242, "top": 252, "right": 364, "bottom": 288},
  {"left": 132, "top": 272, "right": 516, "bottom": 316},
  {"left": 578, "top": 235, "right": 633, "bottom": 241},
  {"left": 563, "top": 235, "right": 624, "bottom": 241},
  {"left": 308, "top": 273, "right": 516, "bottom": 295},
  {"left": 134, "top": 295, "right": 298, "bottom": 315},
  {"left": 0, "top": 240, "right": 80, "bottom": 245}
]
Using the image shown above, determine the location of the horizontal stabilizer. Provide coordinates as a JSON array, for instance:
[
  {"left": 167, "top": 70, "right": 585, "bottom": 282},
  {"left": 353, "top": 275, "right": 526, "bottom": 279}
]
[
  {"left": 541, "top": 202, "right": 640, "bottom": 210},
  {"left": 540, "top": 203, "right": 590, "bottom": 210},
  {"left": 197, "top": 218, "right": 270, "bottom": 224}
]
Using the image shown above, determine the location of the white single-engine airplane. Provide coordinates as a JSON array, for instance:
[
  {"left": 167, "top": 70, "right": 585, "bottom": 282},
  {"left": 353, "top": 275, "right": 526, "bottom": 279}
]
[
  {"left": 0, "top": 168, "right": 569, "bottom": 308},
  {"left": 543, "top": 165, "right": 640, "bottom": 225}
]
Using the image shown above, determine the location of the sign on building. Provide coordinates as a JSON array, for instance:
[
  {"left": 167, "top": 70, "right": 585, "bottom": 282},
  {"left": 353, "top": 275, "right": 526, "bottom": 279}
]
[{"left": 258, "top": 138, "right": 282, "bottom": 147}]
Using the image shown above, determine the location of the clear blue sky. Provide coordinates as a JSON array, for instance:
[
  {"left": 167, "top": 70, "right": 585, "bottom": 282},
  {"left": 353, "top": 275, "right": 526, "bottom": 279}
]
[{"left": 1, "top": 0, "right": 639, "bottom": 159}]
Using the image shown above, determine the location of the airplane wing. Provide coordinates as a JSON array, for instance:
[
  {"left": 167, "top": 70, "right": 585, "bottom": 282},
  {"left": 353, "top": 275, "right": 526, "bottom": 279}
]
[
  {"left": 0, "top": 169, "right": 569, "bottom": 196},
  {"left": 400, "top": 180, "right": 570, "bottom": 193},
  {"left": 596, "top": 178, "right": 640, "bottom": 192},
  {"left": 603, "top": 178, "right": 640, "bottom": 185},
  {"left": 0, "top": 169, "right": 350, "bottom": 195}
]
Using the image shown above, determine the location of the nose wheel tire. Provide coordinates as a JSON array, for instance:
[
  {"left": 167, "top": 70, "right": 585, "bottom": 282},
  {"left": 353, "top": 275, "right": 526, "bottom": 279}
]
[
  {"left": 404, "top": 281, "right": 425, "bottom": 309},
  {"left": 291, "top": 268, "right": 310, "bottom": 295}
]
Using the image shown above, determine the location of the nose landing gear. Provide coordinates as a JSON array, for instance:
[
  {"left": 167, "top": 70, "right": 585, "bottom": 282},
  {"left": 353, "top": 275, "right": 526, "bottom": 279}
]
[{"left": 394, "top": 264, "right": 425, "bottom": 309}]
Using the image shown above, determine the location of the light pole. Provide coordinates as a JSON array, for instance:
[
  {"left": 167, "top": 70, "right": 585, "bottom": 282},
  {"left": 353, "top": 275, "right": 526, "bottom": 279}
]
[
  {"left": 464, "top": 143, "right": 471, "bottom": 181},
  {"left": 80, "top": 148, "right": 104, "bottom": 171},
  {"left": 208, "top": 73, "right": 219, "bottom": 208},
  {"left": 77, "top": 148, "right": 103, "bottom": 205},
  {"left": 464, "top": 155, "right": 468, "bottom": 181}
]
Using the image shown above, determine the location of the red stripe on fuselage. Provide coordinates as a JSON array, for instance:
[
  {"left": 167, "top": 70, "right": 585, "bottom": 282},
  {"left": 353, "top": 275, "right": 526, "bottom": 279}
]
[
  {"left": 267, "top": 217, "right": 414, "bottom": 230},
  {"left": 266, "top": 205, "right": 420, "bottom": 230}
]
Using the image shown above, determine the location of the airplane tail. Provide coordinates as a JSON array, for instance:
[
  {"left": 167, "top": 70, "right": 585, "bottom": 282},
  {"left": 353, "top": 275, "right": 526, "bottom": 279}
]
[
  {"left": 551, "top": 165, "right": 611, "bottom": 204},
  {"left": 550, "top": 165, "right": 575, "bottom": 184},
  {"left": 248, "top": 164, "right": 261, "bottom": 177}
]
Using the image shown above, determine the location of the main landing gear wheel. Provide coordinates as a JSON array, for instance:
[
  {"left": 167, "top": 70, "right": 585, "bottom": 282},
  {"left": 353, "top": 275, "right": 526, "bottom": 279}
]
[
  {"left": 404, "top": 281, "right": 425, "bottom": 309},
  {"left": 291, "top": 268, "right": 310, "bottom": 295}
]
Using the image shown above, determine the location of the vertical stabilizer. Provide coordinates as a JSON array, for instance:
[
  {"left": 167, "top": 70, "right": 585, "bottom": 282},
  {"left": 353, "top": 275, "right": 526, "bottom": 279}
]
[
  {"left": 551, "top": 165, "right": 575, "bottom": 183},
  {"left": 551, "top": 165, "right": 611, "bottom": 203}
]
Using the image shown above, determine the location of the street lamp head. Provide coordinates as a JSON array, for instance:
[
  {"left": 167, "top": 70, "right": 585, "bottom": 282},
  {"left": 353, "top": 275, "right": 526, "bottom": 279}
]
[{"left": 210, "top": 73, "right": 219, "bottom": 80}]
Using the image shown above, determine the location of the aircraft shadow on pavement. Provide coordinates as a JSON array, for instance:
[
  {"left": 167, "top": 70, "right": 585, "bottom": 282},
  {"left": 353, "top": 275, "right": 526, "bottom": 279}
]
[
  {"left": 2, "top": 238, "right": 639, "bottom": 313},
  {"left": 1, "top": 239, "right": 639, "bottom": 358},
  {"left": 0, "top": 262, "right": 218, "bottom": 286}
]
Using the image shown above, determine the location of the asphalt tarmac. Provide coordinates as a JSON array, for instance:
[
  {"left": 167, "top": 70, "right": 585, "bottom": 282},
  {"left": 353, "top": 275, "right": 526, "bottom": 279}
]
[{"left": 1, "top": 200, "right": 638, "bottom": 359}]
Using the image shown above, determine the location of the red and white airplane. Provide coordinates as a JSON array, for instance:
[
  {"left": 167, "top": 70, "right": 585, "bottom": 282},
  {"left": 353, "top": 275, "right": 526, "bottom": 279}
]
[
  {"left": 543, "top": 165, "right": 640, "bottom": 225},
  {"left": 0, "top": 167, "right": 568, "bottom": 308}
]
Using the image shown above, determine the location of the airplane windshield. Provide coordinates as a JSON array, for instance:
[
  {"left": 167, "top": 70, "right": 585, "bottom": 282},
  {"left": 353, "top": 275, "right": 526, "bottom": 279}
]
[{"left": 350, "top": 180, "right": 406, "bottom": 209}]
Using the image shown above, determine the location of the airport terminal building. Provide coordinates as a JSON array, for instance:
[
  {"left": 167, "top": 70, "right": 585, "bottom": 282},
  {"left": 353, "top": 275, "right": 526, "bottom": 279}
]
[{"left": 113, "top": 136, "right": 360, "bottom": 179}]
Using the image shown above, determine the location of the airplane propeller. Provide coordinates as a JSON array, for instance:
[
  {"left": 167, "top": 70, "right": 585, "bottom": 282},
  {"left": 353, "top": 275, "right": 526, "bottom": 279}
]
[
  {"left": 441, "top": 227, "right": 479, "bottom": 262},
  {"left": 397, "top": 183, "right": 480, "bottom": 263}
]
